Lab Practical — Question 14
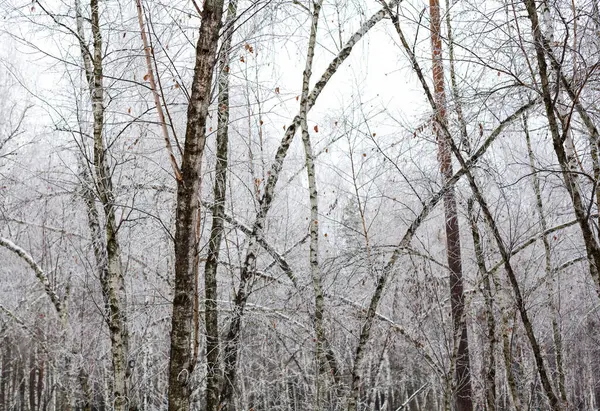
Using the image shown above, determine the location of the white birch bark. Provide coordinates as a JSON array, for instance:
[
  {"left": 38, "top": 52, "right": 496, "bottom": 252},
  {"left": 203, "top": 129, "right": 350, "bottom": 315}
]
[
  {"left": 0, "top": 238, "right": 64, "bottom": 323},
  {"left": 74, "top": 0, "right": 130, "bottom": 407},
  {"left": 218, "top": 2, "right": 400, "bottom": 407},
  {"left": 204, "top": 2, "right": 237, "bottom": 410},
  {"left": 298, "top": 2, "right": 328, "bottom": 407}
]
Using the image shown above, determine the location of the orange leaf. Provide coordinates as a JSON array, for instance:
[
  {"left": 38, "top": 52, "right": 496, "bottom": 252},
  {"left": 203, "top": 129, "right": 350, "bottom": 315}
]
[
  {"left": 275, "top": 87, "right": 280, "bottom": 94},
  {"left": 143, "top": 73, "right": 149, "bottom": 81},
  {"left": 313, "top": 125, "right": 319, "bottom": 133}
]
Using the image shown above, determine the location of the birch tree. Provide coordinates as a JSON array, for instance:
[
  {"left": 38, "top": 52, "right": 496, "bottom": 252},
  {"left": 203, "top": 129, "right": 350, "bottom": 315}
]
[
  {"left": 167, "top": 0, "right": 225, "bottom": 409},
  {"left": 73, "top": 0, "right": 130, "bottom": 407}
]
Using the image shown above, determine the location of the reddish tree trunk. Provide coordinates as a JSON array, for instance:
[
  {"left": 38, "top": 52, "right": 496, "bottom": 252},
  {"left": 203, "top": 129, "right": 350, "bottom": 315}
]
[{"left": 429, "top": 2, "right": 473, "bottom": 410}]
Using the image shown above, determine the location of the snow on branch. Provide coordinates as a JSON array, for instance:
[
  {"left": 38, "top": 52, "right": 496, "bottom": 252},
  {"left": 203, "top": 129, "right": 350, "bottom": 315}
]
[{"left": 0, "top": 237, "right": 64, "bottom": 317}]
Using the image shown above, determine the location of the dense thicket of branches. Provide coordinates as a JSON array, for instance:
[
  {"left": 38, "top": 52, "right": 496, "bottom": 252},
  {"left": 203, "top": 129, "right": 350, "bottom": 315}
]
[{"left": 1, "top": 0, "right": 600, "bottom": 410}]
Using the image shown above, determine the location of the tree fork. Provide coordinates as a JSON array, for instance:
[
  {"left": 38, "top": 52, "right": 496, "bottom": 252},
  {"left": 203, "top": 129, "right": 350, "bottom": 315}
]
[{"left": 168, "top": 0, "right": 225, "bottom": 410}]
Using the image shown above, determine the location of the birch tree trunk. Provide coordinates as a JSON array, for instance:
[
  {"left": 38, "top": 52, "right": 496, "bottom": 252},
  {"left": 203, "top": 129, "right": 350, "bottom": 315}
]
[
  {"left": 74, "top": 0, "right": 130, "bottom": 407},
  {"left": 523, "top": 0, "right": 600, "bottom": 297},
  {"left": 467, "top": 200, "right": 497, "bottom": 411},
  {"left": 218, "top": 3, "right": 398, "bottom": 408},
  {"left": 298, "top": 2, "right": 326, "bottom": 408},
  {"left": 524, "top": 114, "right": 567, "bottom": 402},
  {"left": 445, "top": 125, "right": 562, "bottom": 411},
  {"left": 204, "top": 1, "right": 237, "bottom": 410},
  {"left": 167, "top": 0, "right": 225, "bottom": 410}
]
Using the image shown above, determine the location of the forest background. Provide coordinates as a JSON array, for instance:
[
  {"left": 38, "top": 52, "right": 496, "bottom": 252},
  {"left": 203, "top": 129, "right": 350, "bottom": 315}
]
[{"left": 0, "top": 0, "right": 599, "bottom": 410}]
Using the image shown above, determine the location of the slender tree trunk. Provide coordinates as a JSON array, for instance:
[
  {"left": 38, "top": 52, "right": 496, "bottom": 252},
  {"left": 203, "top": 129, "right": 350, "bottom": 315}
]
[
  {"left": 218, "top": 4, "right": 397, "bottom": 409},
  {"left": 467, "top": 200, "right": 496, "bottom": 411},
  {"left": 78, "top": 368, "right": 92, "bottom": 411},
  {"left": 74, "top": 0, "right": 130, "bottom": 407},
  {"left": 590, "top": 320, "right": 600, "bottom": 409},
  {"left": 36, "top": 358, "right": 43, "bottom": 411},
  {"left": 501, "top": 311, "right": 521, "bottom": 410},
  {"left": 428, "top": 2, "right": 473, "bottom": 409},
  {"left": 523, "top": 0, "right": 600, "bottom": 296},
  {"left": 135, "top": 0, "right": 182, "bottom": 181},
  {"left": 0, "top": 337, "right": 6, "bottom": 411},
  {"left": 204, "top": 2, "right": 237, "bottom": 410},
  {"left": 29, "top": 349, "right": 36, "bottom": 411},
  {"left": 385, "top": 1, "right": 561, "bottom": 406},
  {"left": 524, "top": 115, "right": 567, "bottom": 402},
  {"left": 298, "top": 3, "right": 325, "bottom": 409},
  {"left": 18, "top": 362, "right": 24, "bottom": 411},
  {"left": 446, "top": 132, "right": 562, "bottom": 410},
  {"left": 167, "top": 0, "right": 225, "bottom": 410}
]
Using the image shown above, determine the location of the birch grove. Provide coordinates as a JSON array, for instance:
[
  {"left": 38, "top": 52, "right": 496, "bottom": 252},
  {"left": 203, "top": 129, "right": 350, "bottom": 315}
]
[{"left": 2, "top": 0, "right": 600, "bottom": 410}]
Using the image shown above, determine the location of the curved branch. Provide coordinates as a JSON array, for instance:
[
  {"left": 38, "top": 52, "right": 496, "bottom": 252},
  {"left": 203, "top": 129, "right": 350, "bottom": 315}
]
[{"left": 0, "top": 238, "right": 63, "bottom": 319}]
